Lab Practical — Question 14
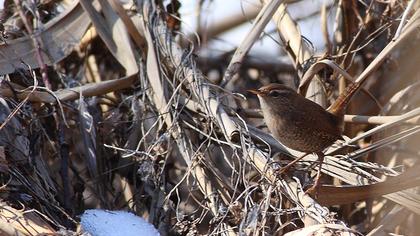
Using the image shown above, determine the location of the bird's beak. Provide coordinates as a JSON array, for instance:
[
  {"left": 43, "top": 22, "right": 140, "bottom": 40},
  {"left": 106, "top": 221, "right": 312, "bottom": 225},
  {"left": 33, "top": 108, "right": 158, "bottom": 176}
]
[{"left": 247, "top": 89, "right": 261, "bottom": 95}]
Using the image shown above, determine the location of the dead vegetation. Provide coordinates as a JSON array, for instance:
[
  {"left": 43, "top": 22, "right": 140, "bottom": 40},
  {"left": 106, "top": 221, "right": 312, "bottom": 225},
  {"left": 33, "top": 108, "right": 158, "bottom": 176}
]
[{"left": 0, "top": 0, "right": 419, "bottom": 235}]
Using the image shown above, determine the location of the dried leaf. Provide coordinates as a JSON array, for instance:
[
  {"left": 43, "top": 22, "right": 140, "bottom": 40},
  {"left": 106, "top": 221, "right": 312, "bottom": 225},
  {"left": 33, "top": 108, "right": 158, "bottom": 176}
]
[
  {"left": 80, "top": 0, "right": 138, "bottom": 76},
  {"left": 0, "top": 2, "right": 91, "bottom": 75}
]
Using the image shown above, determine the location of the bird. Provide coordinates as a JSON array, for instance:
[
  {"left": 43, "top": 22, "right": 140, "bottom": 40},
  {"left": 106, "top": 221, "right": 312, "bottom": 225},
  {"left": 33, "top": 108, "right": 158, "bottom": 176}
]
[{"left": 248, "top": 83, "right": 343, "bottom": 194}]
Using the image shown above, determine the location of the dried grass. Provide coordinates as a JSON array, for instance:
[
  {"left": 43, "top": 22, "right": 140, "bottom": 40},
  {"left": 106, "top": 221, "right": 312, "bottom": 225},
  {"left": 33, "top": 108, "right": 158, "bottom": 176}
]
[{"left": 0, "top": 0, "right": 418, "bottom": 235}]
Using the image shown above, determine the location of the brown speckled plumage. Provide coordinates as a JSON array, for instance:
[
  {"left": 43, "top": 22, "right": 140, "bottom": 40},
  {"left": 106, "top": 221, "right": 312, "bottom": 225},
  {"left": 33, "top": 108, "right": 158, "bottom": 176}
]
[{"left": 252, "top": 84, "right": 342, "bottom": 153}]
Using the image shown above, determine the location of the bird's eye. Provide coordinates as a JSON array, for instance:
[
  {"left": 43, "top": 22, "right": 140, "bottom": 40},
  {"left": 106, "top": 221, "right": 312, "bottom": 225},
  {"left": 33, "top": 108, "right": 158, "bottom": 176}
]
[{"left": 268, "top": 90, "right": 282, "bottom": 97}]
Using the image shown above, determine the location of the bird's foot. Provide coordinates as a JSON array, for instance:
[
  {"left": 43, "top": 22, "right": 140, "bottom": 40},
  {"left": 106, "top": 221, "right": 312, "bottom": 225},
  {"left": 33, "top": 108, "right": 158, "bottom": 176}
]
[
  {"left": 304, "top": 172, "right": 323, "bottom": 197},
  {"left": 305, "top": 152, "right": 324, "bottom": 198},
  {"left": 277, "top": 166, "right": 289, "bottom": 175},
  {"left": 304, "top": 183, "right": 320, "bottom": 198},
  {"left": 276, "top": 153, "right": 310, "bottom": 175}
]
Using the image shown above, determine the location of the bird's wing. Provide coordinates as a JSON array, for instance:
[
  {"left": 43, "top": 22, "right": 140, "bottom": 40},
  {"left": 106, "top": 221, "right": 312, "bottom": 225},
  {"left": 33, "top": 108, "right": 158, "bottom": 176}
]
[{"left": 292, "top": 96, "right": 342, "bottom": 139}]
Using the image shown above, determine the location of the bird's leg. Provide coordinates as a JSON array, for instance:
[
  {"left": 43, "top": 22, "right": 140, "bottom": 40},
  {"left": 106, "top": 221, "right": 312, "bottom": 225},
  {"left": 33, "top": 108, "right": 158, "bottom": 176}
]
[
  {"left": 305, "top": 152, "right": 325, "bottom": 196},
  {"left": 278, "top": 153, "right": 310, "bottom": 175}
]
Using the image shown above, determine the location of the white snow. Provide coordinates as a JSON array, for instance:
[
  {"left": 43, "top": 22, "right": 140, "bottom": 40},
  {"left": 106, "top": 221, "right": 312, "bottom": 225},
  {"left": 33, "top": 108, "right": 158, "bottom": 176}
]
[{"left": 81, "top": 209, "right": 160, "bottom": 236}]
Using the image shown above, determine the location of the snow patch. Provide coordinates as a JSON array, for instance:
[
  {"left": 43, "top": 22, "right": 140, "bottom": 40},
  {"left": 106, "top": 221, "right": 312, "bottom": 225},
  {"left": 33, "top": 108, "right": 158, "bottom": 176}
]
[{"left": 81, "top": 209, "right": 160, "bottom": 236}]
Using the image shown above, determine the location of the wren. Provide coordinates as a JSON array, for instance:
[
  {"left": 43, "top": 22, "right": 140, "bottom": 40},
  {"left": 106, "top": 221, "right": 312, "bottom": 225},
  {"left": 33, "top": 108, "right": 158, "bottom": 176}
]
[
  {"left": 249, "top": 83, "right": 344, "bottom": 193},
  {"left": 249, "top": 84, "right": 342, "bottom": 153}
]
